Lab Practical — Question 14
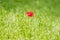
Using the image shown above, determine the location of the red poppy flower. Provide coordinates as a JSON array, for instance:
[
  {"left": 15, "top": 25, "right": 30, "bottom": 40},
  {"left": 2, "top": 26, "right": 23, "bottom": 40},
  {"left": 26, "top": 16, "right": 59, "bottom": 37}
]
[{"left": 26, "top": 11, "right": 34, "bottom": 17}]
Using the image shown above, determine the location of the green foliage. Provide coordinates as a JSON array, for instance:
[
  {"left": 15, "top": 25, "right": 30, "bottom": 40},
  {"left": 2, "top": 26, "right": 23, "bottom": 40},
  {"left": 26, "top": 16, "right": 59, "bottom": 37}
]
[{"left": 0, "top": 0, "right": 60, "bottom": 40}]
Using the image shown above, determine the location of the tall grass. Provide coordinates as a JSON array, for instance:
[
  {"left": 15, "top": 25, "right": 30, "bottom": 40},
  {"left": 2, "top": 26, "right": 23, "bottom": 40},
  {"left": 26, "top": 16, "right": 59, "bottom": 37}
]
[{"left": 0, "top": 0, "right": 60, "bottom": 40}]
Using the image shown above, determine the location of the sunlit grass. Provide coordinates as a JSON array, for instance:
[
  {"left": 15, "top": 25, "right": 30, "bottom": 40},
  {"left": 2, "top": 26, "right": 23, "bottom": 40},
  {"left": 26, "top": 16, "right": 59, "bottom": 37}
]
[{"left": 0, "top": 0, "right": 60, "bottom": 40}]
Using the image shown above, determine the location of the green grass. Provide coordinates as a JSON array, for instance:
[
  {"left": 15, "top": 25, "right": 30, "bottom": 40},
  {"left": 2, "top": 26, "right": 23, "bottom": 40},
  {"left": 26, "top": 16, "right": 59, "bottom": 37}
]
[{"left": 0, "top": 0, "right": 60, "bottom": 40}]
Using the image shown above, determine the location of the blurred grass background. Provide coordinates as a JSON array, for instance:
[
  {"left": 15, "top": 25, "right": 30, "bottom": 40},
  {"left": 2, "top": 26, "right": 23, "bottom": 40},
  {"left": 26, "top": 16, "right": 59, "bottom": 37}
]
[{"left": 0, "top": 0, "right": 60, "bottom": 40}]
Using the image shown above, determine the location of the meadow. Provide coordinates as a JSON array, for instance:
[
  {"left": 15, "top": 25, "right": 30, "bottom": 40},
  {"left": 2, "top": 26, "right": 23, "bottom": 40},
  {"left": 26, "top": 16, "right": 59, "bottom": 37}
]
[{"left": 0, "top": 0, "right": 60, "bottom": 40}]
